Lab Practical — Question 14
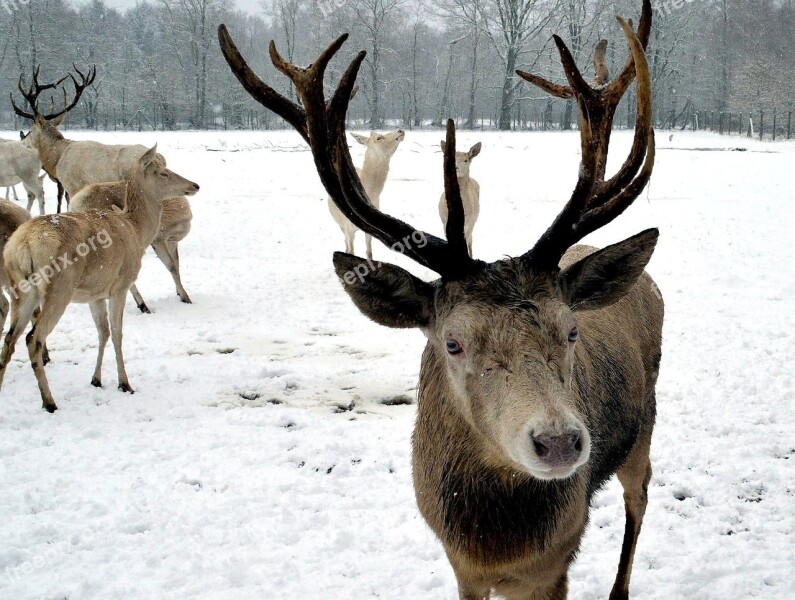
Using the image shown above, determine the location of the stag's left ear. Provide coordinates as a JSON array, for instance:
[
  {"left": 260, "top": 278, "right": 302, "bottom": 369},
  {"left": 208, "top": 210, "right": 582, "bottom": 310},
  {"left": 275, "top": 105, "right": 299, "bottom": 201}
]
[
  {"left": 560, "top": 229, "right": 659, "bottom": 311},
  {"left": 333, "top": 252, "right": 435, "bottom": 329},
  {"left": 468, "top": 142, "right": 482, "bottom": 159}
]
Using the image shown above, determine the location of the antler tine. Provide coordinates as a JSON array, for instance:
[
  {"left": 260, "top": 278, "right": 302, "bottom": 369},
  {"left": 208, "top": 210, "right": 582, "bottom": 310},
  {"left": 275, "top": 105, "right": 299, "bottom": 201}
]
[
  {"left": 37, "top": 65, "right": 96, "bottom": 121},
  {"left": 605, "top": 0, "right": 652, "bottom": 97},
  {"left": 552, "top": 35, "right": 594, "bottom": 98},
  {"left": 590, "top": 15, "right": 653, "bottom": 204},
  {"left": 442, "top": 120, "right": 468, "bottom": 259},
  {"left": 522, "top": 5, "right": 654, "bottom": 269},
  {"left": 220, "top": 24, "right": 471, "bottom": 278},
  {"left": 10, "top": 91, "right": 35, "bottom": 120},
  {"left": 218, "top": 24, "right": 308, "bottom": 142}
]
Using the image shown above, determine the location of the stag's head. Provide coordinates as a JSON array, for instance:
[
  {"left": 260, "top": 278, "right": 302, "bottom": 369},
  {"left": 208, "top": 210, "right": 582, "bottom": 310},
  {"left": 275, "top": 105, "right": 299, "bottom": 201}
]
[
  {"left": 352, "top": 130, "right": 405, "bottom": 161},
  {"left": 133, "top": 145, "right": 200, "bottom": 202},
  {"left": 219, "top": 0, "right": 655, "bottom": 480},
  {"left": 440, "top": 141, "right": 480, "bottom": 180}
]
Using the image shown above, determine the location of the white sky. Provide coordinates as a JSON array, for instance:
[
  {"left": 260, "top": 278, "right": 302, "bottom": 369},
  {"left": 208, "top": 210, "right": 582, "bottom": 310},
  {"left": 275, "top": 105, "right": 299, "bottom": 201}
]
[{"left": 101, "top": 0, "right": 262, "bottom": 16}]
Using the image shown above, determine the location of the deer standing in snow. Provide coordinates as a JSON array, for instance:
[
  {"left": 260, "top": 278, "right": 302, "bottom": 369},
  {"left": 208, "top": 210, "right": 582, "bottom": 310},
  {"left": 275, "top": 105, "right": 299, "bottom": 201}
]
[
  {"left": 328, "top": 130, "right": 404, "bottom": 259},
  {"left": 0, "top": 136, "right": 46, "bottom": 215},
  {"left": 438, "top": 141, "right": 481, "bottom": 257},
  {"left": 0, "top": 147, "right": 199, "bottom": 412},
  {"left": 220, "top": 0, "right": 659, "bottom": 596},
  {"left": 70, "top": 184, "right": 194, "bottom": 311}
]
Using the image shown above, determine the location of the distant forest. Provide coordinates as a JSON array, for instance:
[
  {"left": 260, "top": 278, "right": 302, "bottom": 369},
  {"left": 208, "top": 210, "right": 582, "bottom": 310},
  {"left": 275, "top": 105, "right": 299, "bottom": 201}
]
[{"left": 0, "top": 0, "right": 793, "bottom": 131}]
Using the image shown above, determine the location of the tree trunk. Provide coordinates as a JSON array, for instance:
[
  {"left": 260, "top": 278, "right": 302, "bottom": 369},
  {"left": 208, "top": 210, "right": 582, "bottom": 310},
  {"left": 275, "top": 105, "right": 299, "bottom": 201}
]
[{"left": 498, "top": 46, "right": 518, "bottom": 131}]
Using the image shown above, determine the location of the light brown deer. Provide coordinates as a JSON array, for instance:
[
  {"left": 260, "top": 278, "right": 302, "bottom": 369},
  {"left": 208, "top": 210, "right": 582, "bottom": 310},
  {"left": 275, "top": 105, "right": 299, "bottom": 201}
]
[
  {"left": 438, "top": 141, "right": 481, "bottom": 257},
  {"left": 11, "top": 66, "right": 96, "bottom": 213},
  {"left": 0, "top": 146, "right": 199, "bottom": 412},
  {"left": 70, "top": 184, "right": 194, "bottom": 312},
  {"left": 328, "top": 130, "right": 404, "bottom": 259},
  {"left": 219, "top": 0, "right": 658, "bottom": 597},
  {"left": 0, "top": 200, "right": 32, "bottom": 331}
]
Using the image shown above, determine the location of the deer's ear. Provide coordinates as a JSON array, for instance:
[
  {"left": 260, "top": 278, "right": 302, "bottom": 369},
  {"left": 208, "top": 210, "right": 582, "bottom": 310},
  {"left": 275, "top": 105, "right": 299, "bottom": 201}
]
[
  {"left": 469, "top": 142, "right": 482, "bottom": 158},
  {"left": 333, "top": 252, "right": 434, "bottom": 329},
  {"left": 351, "top": 133, "right": 369, "bottom": 146},
  {"left": 560, "top": 229, "right": 659, "bottom": 311},
  {"left": 140, "top": 145, "right": 158, "bottom": 170},
  {"left": 50, "top": 112, "right": 67, "bottom": 127},
  {"left": 440, "top": 140, "right": 447, "bottom": 153}
]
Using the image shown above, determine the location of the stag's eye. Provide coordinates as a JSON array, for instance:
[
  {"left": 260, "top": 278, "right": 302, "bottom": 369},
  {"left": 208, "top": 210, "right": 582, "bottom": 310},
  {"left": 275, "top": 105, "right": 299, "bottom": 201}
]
[
  {"left": 446, "top": 339, "right": 463, "bottom": 355},
  {"left": 568, "top": 327, "right": 579, "bottom": 343}
]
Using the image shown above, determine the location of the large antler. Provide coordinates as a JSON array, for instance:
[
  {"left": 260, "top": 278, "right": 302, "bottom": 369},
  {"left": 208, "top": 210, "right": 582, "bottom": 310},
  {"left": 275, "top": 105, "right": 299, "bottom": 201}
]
[
  {"left": 218, "top": 26, "right": 474, "bottom": 279},
  {"left": 518, "top": 0, "right": 655, "bottom": 269},
  {"left": 11, "top": 64, "right": 97, "bottom": 121}
]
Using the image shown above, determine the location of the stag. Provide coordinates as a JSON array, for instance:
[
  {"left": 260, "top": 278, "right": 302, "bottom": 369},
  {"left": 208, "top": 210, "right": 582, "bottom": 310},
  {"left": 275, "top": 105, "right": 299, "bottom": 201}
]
[
  {"left": 10, "top": 65, "right": 95, "bottom": 213},
  {"left": 219, "top": 0, "right": 659, "bottom": 597}
]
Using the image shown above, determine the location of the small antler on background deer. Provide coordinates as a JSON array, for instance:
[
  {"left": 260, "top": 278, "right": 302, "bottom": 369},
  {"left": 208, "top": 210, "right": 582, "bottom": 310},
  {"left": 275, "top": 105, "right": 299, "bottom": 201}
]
[
  {"left": 11, "top": 64, "right": 97, "bottom": 121},
  {"left": 218, "top": 26, "right": 474, "bottom": 279}
]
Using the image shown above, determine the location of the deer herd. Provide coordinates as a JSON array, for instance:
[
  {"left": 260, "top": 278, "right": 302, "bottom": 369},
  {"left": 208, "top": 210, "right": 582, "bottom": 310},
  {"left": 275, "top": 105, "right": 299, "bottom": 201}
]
[{"left": 2, "top": 1, "right": 665, "bottom": 598}]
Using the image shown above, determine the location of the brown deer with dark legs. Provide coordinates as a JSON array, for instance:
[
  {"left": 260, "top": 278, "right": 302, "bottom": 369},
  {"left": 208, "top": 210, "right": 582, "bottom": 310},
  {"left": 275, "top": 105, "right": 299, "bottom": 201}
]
[{"left": 219, "top": 0, "right": 660, "bottom": 597}]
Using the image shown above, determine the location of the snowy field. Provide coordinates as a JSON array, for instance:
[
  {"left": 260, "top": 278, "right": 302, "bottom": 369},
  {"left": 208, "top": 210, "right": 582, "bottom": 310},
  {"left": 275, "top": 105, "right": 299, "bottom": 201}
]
[{"left": 0, "top": 128, "right": 792, "bottom": 599}]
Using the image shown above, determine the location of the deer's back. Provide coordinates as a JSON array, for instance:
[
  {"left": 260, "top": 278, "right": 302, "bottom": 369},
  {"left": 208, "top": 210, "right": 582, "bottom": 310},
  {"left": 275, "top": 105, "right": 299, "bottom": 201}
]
[{"left": 60, "top": 143, "right": 150, "bottom": 196}]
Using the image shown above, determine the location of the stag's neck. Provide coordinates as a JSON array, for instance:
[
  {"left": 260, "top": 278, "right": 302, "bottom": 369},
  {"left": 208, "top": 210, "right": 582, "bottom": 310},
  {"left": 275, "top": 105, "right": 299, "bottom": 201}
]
[
  {"left": 413, "top": 344, "right": 588, "bottom": 565},
  {"left": 122, "top": 179, "right": 162, "bottom": 250},
  {"left": 38, "top": 135, "right": 68, "bottom": 175},
  {"left": 359, "top": 152, "right": 392, "bottom": 203}
]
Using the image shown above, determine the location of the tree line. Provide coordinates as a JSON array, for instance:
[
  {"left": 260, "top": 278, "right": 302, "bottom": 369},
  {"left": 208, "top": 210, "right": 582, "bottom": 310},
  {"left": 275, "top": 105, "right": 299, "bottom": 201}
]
[{"left": 0, "top": 0, "right": 793, "bottom": 131}]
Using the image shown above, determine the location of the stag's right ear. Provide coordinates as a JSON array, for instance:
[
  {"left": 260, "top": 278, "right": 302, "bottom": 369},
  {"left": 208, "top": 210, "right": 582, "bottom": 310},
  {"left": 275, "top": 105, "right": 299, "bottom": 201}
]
[
  {"left": 333, "top": 252, "right": 434, "bottom": 329},
  {"left": 351, "top": 133, "right": 369, "bottom": 146}
]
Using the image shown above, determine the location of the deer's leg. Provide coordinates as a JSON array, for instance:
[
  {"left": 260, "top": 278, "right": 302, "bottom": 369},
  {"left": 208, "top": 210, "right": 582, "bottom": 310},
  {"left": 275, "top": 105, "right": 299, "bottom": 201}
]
[
  {"left": 129, "top": 284, "right": 150, "bottom": 314},
  {"left": 26, "top": 292, "right": 70, "bottom": 412},
  {"left": 88, "top": 300, "right": 110, "bottom": 388},
  {"left": 25, "top": 190, "right": 34, "bottom": 212},
  {"left": 365, "top": 233, "right": 373, "bottom": 260},
  {"left": 609, "top": 425, "right": 653, "bottom": 600},
  {"left": 344, "top": 227, "right": 355, "bottom": 254},
  {"left": 4, "top": 187, "right": 8, "bottom": 201},
  {"left": 0, "top": 287, "right": 38, "bottom": 392},
  {"left": 109, "top": 291, "right": 133, "bottom": 393},
  {"left": 152, "top": 239, "right": 191, "bottom": 304},
  {"left": 31, "top": 307, "right": 50, "bottom": 365}
]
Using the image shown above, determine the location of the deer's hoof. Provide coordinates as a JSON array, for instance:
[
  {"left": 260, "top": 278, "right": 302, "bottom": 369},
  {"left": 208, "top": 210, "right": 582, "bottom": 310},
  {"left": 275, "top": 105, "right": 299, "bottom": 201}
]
[
  {"left": 118, "top": 382, "right": 135, "bottom": 394},
  {"left": 179, "top": 296, "right": 192, "bottom": 304},
  {"left": 43, "top": 402, "right": 58, "bottom": 413},
  {"left": 91, "top": 377, "right": 102, "bottom": 388},
  {"left": 138, "top": 304, "right": 151, "bottom": 314}
]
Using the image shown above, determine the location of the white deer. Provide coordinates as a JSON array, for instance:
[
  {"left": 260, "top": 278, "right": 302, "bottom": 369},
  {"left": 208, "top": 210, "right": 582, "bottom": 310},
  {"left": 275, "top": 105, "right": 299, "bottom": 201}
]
[
  {"left": 438, "top": 141, "right": 481, "bottom": 257},
  {"left": 0, "top": 136, "right": 46, "bottom": 215},
  {"left": 328, "top": 130, "right": 404, "bottom": 259},
  {"left": 0, "top": 146, "right": 199, "bottom": 412}
]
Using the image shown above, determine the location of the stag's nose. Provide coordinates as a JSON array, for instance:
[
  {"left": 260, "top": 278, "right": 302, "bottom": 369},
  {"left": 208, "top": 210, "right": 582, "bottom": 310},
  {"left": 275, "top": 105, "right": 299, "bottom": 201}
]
[
  {"left": 531, "top": 430, "right": 583, "bottom": 469},
  {"left": 190, "top": 182, "right": 200, "bottom": 192}
]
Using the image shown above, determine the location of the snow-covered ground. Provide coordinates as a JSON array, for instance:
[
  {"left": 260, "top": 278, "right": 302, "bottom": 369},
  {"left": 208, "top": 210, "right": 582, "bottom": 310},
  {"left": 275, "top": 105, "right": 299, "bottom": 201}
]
[{"left": 0, "top": 128, "right": 792, "bottom": 599}]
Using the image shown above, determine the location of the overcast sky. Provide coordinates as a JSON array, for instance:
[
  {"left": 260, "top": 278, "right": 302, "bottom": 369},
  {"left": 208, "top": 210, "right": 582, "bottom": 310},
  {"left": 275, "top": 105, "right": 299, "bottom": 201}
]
[{"left": 102, "top": 0, "right": 262, "bottom": 16}]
